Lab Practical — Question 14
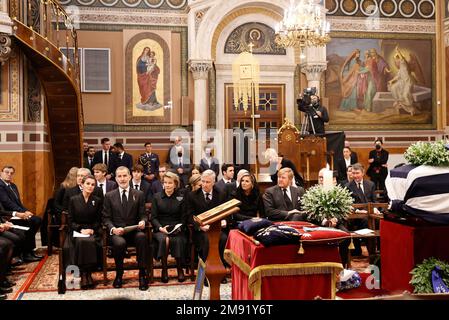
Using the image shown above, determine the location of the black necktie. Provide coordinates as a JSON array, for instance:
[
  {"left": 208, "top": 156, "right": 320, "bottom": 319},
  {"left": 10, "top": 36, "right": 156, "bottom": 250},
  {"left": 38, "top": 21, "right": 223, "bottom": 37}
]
[
  {"left": 283, "top": 188, "right": 293, "bottom": 211},
  {"left": 120, "top": 154, "right": 123, "bottom": 160},
  {"left": 121, "top": 189, "right": 127, "bottom": 210},
  {"left": 357, "top": 182, "right": 367, "bottom": 202},
  {"left": 205, "top": 192, "right": 211, "bottom": 204},
  {"left": 135, "top": 184, "right": 139, "bottom": 190},
  {"left": 104, "top": 152, "right": 108, "bottom": 166},
  {"left": 9, "top": 185, "right": 19, "bottom": 200},
  {"left": 99, "top": 183, "right": 103, "bottom": 189}
]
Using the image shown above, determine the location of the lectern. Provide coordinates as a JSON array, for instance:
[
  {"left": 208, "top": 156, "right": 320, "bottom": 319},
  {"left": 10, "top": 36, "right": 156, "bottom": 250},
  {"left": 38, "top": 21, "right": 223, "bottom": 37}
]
[{"left": 193, "top": 199, "right": 241, "bottom": 300}]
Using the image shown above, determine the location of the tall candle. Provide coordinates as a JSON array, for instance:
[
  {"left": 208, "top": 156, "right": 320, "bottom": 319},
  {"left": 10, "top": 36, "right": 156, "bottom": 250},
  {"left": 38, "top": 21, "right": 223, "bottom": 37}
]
[{"left": 322, "top": 167, "right": 333, "bottom": 192}]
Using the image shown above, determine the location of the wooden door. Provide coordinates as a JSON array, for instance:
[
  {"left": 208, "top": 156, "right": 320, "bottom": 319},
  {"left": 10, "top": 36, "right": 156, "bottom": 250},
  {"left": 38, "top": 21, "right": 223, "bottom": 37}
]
[{"left": 225, "top": 84, "right": 285, "bottom": 175}]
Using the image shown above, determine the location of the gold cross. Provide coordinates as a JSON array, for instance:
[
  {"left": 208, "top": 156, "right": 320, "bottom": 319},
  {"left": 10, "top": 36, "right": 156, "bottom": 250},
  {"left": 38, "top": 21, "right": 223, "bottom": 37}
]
[{"left": 248, "top": 42, "right": 254, "bottom": 53}]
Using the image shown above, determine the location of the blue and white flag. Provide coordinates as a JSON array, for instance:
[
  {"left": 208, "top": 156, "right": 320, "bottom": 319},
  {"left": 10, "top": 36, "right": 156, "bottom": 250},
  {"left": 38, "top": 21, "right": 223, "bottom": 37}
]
[{"left": 385, "top": 165, "right": 449, "bottom": 224}]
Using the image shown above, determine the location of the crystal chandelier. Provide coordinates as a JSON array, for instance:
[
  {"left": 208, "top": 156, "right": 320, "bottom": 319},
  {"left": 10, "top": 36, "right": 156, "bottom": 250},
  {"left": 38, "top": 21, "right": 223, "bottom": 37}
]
[{"left": 274, "top": 0, "right": 330, "bottom": 49}]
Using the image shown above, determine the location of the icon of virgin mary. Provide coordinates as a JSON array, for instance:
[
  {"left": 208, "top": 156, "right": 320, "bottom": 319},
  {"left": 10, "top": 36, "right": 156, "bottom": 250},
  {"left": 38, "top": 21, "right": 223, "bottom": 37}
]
[{"left": 136, "top": 46, "right": 162, "bottom": 111}]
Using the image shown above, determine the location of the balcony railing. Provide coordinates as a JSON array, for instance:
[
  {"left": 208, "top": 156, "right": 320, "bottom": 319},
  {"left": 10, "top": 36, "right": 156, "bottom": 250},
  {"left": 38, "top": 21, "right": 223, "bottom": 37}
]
[{"left": 9, "top": 0, "right": 80, "bottom": 82}]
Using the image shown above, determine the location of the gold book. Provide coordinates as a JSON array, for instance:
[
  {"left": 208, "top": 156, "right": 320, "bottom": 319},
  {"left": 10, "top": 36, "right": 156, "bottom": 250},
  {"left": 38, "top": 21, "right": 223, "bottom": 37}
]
[{"left": 194, "top": 198, "right": 241, "bottom": 226}]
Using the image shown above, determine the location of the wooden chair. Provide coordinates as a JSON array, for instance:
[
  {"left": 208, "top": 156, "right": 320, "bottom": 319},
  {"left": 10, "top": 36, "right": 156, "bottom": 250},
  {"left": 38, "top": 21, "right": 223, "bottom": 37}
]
[
  {"left": 367, "top": 202, "right": 388, "bottom": 263},
  {"left": 45, "top": 198, "right": 58, "bottom": 256},
  {"left": 57, "top": 211, "right": 68, "bottom": 293},
  {"left": 345, "top": 203, "right": 371, "bottom": 268},
  {"left": 149, "top": 224, "right": 196, "bottom": 283}
]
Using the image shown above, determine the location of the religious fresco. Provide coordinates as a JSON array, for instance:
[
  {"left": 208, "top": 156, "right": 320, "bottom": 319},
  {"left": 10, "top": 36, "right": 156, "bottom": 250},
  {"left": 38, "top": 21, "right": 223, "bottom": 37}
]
[
  {"left": 225, "top": 22, "right": 286, "bottom": 55},
  {"left": 125, "top": 33, "right": 171, "bottom": 123},
  {"left": 325, "top": 33, "right": 435, "bottom": 130}
]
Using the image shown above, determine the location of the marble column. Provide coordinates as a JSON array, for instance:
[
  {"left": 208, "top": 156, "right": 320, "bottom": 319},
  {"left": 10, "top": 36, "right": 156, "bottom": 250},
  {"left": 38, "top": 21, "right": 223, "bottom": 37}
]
[
  {"left": 188, "top": 59, "right": 213, "bottom": 164},
  {"left": 300, "top": 46, "right": 327, "bottom": 95}
]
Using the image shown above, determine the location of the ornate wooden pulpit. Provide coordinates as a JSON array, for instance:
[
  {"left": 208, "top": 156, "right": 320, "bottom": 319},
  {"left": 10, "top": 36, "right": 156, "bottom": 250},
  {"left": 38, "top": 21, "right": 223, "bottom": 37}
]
[
  {"left": 277, "top": 119, "right": 328, "bottom": 187},
  {"left": 193, "top": 199, "right": 241, "bottom": 300}
]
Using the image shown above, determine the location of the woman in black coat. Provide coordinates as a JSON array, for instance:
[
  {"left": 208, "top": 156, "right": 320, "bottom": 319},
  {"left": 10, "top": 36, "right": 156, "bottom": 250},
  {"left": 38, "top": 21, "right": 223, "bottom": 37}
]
[
  {"left": 231, "top": 173, "right": 265, "bottom": 225},
  {"left": 151, "top": 171, "right": 187, "bottom": 283},
  {"left": 65, "top": 174, "right": 102, "bottom": 290}
]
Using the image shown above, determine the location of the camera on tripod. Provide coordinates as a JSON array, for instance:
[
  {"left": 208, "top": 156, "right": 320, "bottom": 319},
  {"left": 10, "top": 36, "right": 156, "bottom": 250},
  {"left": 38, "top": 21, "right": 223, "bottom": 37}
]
[{"left": 297, "top": 87, "right": 317, "bottom": 115}]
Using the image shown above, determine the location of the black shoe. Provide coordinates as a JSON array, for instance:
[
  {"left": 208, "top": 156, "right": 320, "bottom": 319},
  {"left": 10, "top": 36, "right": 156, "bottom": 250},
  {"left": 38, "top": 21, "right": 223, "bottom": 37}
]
[
  {"left": 0, "top": 287, "right": 13, "bottom": 294},
  {"left": 80, "top": 272, "right": 89, "bottom": 290},
  {"left": 139, "top": 275, "right": 149, "bottom": 291},
  {"left": 0, "top": 293, "right": 6, "bottom": 300},
  {"left": 113, "top": 275, "right": 123, "bottom": 288},
  {"left": 23, "top": 253, "right": 41, "bottom": 262},
  {"left": 31, "top": 252, "right": 44, "bottom": 260},
  {"left": 87, "top": 272, "right": 95, "bottom": 289},
  {"left": 177, "top": 270, "right": 186, "bottom": 283},
  {"left": 11, "top": 257, "right": 23, "bottom": 266}
]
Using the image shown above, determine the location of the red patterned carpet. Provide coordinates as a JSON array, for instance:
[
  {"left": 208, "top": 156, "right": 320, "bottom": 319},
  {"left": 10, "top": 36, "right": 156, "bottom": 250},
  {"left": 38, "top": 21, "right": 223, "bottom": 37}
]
[
  {"left": 24, "top": 254, "right": 195, "bottom": 294},
  {"left": 6, "top": 246, "right": 386, "bottom": 300}
]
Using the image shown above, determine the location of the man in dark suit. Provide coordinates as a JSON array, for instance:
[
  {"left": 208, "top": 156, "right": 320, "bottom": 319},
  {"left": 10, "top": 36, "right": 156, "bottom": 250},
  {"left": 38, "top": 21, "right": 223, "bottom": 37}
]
[
  {"left": 367, "top": 139, "right": 389, "bottom": 192},
  {"left": 83, "top": 146, "right": 96, "bottom": 171},
  {"left": 151, "top": 164, "right": 167, "bottom": 195},
  {"left": 345, "top": 163, "right": 375, "bottom": 256},
  {"left": 92, "top": 163, "right": 117, "bottom": 196},
  {"left": 130, "top": 165, "right": 153, "bottom": 207},
  {"left": 92, "top": 138, "right": 119, "bottom": 180},
  {"left": 215, "top": 163, "right": 236, "bottom": 196},
  {"left": 138, "top": 142, "right": 160, "bottom": 185},
  {"left": 0, "top": 203, "right": 26, "bottom": 265},
  {"left": 167, "top": 144, "right": 192, "bottom": 188},
  {"left": 344, "top": 140, "right": 359, "bottom": 164},
  {"left": 114, "top": 143, "right": 133, "bottom": 173},
  {"left": 199, "top": 146, "right": 220, "bottom": 178},
  {"left": 335, "top": 147, "right": 357, "bottom": 186},
  {"left": 186, "top": 170, "right": 228, "bottom": 281},
  {"left": 63, "top": 168, "right": 104, "bottom": 211},
  {"left": 346, "top": 163, "right": 376, "bottom": 204},
  {"left": 263, "top": 168, "right": 306, "bottom": 221},
  {"left": 0, "top": 165, "right": 43, "bottom": 262},
  {"left": 102, "top": 166, "right": 150, "bottom": 290}
]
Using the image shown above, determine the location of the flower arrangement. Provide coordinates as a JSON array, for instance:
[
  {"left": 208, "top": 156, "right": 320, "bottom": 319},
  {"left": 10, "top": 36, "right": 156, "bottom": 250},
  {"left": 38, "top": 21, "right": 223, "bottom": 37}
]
[
  {"left": 404, "top": 140, "right": 449, "bottom": 167},
  {"left": 301, "top": 185, "right": 354, "bottom": 222},
  {"left": 410, "top": 257, "right": 449, "bottom": 294}
]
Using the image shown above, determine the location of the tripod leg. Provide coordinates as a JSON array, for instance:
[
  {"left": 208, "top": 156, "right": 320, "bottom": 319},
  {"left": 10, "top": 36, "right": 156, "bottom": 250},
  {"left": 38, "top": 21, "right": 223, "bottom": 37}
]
[{"left": 309, "top": 115, "right": 316, "bottom": 135}]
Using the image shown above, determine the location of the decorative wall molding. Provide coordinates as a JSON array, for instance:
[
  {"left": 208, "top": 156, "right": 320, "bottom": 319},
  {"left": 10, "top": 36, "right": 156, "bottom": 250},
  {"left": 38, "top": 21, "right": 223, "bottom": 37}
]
[
  {"left": 329, "top": 16, "right": 436, "bottom": 33},
  {"left": 0, "top": 124, "right": 50, "bottom": 152},
  {"left": 0, "top": 34, "right": 12, "bottom": 64},
  {"left": 194, "top": 6, "right": 210, "bottom": 34},
  {"left": 326, "top": 0, "right": 435, "bottom": 20},
  {"left": 60, "top": 0, "right": 187, "bottom": 10},
  {"left": 0, "top": 50, "right": 20, "bottom": 122},
  {"left": 26, "top": 64, "right": 42, "bottom": 123},
  {"left": 66, "top": 6, "right": 188, "bottom": 26}
]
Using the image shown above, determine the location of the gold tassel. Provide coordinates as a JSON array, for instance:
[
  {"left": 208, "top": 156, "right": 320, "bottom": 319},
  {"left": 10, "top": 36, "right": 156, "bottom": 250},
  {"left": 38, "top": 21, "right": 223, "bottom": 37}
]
[
  {"left": 298, "top": 241, "right": 305, "bottom": 255},
  {"left": 348, "top": 236, "right": 355, "bottom": 250}
]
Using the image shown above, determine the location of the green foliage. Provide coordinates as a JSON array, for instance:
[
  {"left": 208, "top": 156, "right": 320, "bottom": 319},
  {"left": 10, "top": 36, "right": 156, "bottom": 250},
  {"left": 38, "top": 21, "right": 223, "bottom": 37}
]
[
  {"left": 410, "top": 258, "right": 449, "bottom": 294},
  {"left": 404, "top": 140, "right": 449, "bottom": 166},
  {"left": 301, "top": 185, "right": 353, "bottom": 222}
]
